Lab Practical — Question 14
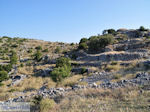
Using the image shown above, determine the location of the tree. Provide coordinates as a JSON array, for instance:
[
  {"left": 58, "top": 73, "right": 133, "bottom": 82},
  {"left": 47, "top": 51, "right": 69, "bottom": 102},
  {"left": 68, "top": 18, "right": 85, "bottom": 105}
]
[
  {"left": 88, "top": 34, "right": 114, "bottom": 51},
  {"left": 10, "top": 51, "right": 18, "bottom": 65},
  {"left": 78, "top": 43, "right": 88, "bottom": 50},
  {"left": 0, "top": 64, "right": 12, "bottom": 72},
  {"left": 35, "top": 46, "right": 42, "bottom": 50},
  {"left": 103, "top": 29, "right": 116, "bottom": 35},
  {"left": 33, "top": 50, "right": 42, "bottom": 62},
  {"left": 79, "top": 38, "right": 88, "bottom": 44},
  {"left": 107, "top": 29, "right": 116, "bottom": 35},
  {"left": 51, "top": 65, "right": 71, "bottom": 82},
  {"left": 139, "top": 26, "right": 147, "bottom": 31},
  {"left": 0, "top": 71, "right": 8, "bottom": 82},
  {"left": 56, "top": 57, "right": 71, "bottom": 68},
  {"left": 102, "top": 30, "right": 107, "bottom": 35},
  {"left": 51, "top": 57, "right": 72, "bottom": 82}
]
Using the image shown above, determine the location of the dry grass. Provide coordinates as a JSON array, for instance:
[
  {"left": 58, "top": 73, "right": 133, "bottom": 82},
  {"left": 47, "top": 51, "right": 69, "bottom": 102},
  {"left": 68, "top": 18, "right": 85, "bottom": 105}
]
[
  {"left": 105, "top": 64, "right": 122, "bottom": 72},
  {"left": 35, "top": 64, "right": 55, "bottom": 70},
  {"left": 52, "top": 87, "right": 150, "bottom": 112},
  {"left": 58, "top": 75, "right": 83, "bottom": 87},
  {"left": 18, "top": 66, "right": 34, "bottom": 75},
  {"left": 9, "top": 76, "right": 56, "bottom": 92},
  {"left": 78, "top": 81, "right": 88, "bottom": 86}
]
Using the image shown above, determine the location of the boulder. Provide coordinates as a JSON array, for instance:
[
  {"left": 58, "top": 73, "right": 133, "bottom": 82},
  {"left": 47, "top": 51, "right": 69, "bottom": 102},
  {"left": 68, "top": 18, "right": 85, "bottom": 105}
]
[{"left": 11, "top": 75, "right": 27, "bottom": 86}]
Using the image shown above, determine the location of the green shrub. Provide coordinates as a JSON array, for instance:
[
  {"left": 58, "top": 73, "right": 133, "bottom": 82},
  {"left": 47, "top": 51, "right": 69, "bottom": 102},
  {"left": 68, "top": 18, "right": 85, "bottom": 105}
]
[
  {"left": 78, "top": 38, "right": 88, "bottom": 50},
  {"left": 80, "top": 67, "right": 87, "bottom": 74},
  {"left": 51, "top": 57, "right": 72, "bottom": 82},
  {"left": 33, "top": 50, "right": 42, "bottom": 62},
  {"left": 0, "top": 71, "right": 8, "bottom": 82},
  {"left": 71, "top": 54, "right": 77, "bottom": 60},
  {"left": 11, "top": 44, "right": 18, "bottom": 48},
  {"left": 88, "top": 34, "right": 114, "bottom": 51},
  {"left": 70, "top": 43, "right": 75, "bottom": 46},
  {"left": 3, "top": 64, "right": 12, "bottom": 72},
  {"left": 56, "top": 57, "right": 71, "bottom": 68},
  {"left": 20, "top": 63, "right": 24, "bottom": 67},
  {"left": 55, "top": 46, "right": 61, "bottom": 53},
  {"left": 27, "top": 49, "right": 32, "bottom": 53},
  {"left": 111, "top": 61, "right": 118, "bottom": 65},
  {"left": 33, "top": 95, "right": 42, "bottom": 105},
  {"left": 79, "top": 38, "right": 88, "bottom": 44},
  {"left": 107, "top": 29, "right": 117, "bottom": 35},
  {"left": 40, "top": 98, "right": 55, "bottom": 112},
  {"left": 0, "top": 64, "right": 12, "bottom": 72},
  {"left": 35, "top": 46, "right": 42, "bottom": 50},
  {"left": 103, "top": 29, "right": 117, "bottom": 35},
  {"left": 42, "top": 48, "right": 48, "bottom": 52},
  {"left": 10, "top": 51, "right": 18, "bottom": 65},
  {"left": 139, "top": 26, "right": 147, "bottom": 31},
  {"left": 51, "top": 65, "right": 71, "bottom": 82},
  {"left": 78, "top": 43, "right": 88, "bottom": 50}
]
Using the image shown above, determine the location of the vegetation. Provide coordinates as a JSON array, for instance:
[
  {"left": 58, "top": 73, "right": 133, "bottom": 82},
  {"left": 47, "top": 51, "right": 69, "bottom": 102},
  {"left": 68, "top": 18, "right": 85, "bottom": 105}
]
[
  {"left": 88, "top": 34, "right": 114, "bottom": 51},
  {"left": 51, "top": 65, "right": 71, "bottom": 82},
  {"left": 42, "top": 48, "right": 48, "bottom": 52},
  {"left": 35, "top": 46, "right": 42, "bottom": 50},
  {"left": 0, "top": 64, "right": 12, "bottom": 72},
  {"left": 10, "top": 51, "right": 18, "bottom": 65},
  {"left": 33, "top": 50, "right": 42, "bottom": 62},
  {"left": 55, "top": 46, "right": 61, "bottom": 53},
  {"left": 40, "top": 98, "right": 55, "bottom": 112},
  {"left": 79, "top": 38, "right": 88, "bottom": 44},
  {"left": 80, "top": 67, "right": 87, "bottom": 74},
  {"left": 78, "top": 42, "right": 88, "bottom": 50},
  {"left": 11, "top": 44, "right": 18, "bottom": 48},
  {"left": 139, "top": 26, "right": 148, "bottom": 31},
  {"left": 0, "top": 71, "right": 8, "bottom": 82},
  {"left": 27, "top": 49, "right": 32, "bottom": 53},
  {"left": 78, "top": 34, "right": 114, "bottom": 52},
  {"left": 0, "top": 26, "right": 150, "bottom": 112},
  {"left": 103, "top": 29, "right": 117, "bottom": 35},
  {"left": 56, "top": 57, "right": 71, "bottom": 68},
  {"left": 51, "top": 57, "right": 72, "bottom": 82}
]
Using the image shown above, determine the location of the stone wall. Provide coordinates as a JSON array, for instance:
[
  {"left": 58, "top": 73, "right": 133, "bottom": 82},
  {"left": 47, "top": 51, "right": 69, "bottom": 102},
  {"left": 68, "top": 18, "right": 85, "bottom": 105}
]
[{"left": 80, "top": 52, "right": 145, "bottom": 62}]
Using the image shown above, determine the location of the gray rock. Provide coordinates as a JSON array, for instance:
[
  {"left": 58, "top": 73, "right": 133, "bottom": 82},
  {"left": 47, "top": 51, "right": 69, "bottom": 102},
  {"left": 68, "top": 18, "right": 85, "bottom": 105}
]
[
  {"left": 39, "top": 68, "right": 52, "bottom": 77},
  {"left": 11, "top": 74, "right": 27, "bottom": 86}
]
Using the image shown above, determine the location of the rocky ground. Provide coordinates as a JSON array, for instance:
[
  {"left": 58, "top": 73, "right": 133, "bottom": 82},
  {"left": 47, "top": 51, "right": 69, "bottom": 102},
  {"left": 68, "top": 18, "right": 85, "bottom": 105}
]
[{"left": 0, "top": 28, "right": 150, "bottom": 112}]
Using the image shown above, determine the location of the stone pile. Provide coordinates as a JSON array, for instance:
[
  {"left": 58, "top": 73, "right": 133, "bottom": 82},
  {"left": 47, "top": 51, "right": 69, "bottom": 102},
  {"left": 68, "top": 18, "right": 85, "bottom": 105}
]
[{"left": 4, "top": 72, "right": 150, "bottom": 103}]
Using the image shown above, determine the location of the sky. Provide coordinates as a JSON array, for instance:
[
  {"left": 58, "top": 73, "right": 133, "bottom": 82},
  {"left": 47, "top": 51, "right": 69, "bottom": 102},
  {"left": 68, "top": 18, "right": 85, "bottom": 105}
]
[{"left": 0, "top": 0, "right": 150, "bottom": 43}]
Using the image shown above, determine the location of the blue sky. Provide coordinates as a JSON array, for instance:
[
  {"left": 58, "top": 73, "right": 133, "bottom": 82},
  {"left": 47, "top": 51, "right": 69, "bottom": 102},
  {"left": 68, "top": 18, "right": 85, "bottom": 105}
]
[{"left": 0, "top": 0, "right": 150, "bottom": 43}]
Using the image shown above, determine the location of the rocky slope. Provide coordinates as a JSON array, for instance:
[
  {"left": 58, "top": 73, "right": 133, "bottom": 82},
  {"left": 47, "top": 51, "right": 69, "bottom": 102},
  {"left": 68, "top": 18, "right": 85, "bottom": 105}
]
[{"left": 0, "top": 27, "right": 150, "bottom": 112}]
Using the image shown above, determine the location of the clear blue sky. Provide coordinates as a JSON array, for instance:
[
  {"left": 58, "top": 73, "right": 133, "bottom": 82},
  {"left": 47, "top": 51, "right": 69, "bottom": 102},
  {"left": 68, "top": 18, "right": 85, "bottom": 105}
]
[{"left": 0, "top": 0, "right": 150, "bottom": 43}]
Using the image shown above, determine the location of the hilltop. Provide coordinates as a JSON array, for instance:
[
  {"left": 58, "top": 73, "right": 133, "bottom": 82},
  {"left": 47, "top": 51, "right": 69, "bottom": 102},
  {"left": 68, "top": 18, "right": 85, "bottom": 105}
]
[{"left": 0, "top": 26, "right": 150, "bottom": 112}]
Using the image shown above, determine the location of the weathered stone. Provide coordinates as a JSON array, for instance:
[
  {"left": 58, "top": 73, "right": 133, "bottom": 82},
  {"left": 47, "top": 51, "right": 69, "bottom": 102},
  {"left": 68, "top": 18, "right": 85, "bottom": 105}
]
[{"left": 11, "top": 75, "right": 27, "bottom": 86}]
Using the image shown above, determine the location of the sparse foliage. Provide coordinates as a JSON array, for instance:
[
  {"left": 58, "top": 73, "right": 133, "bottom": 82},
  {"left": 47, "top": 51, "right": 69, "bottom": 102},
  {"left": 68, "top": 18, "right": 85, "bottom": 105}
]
[
  {"left": 51, "top": 57, "right": 72, "bottom": 82},
  {"left": 0, "top": 71, "right": 8, "bottom": 82},
  {"left": 10, "top": 51, "right": 18, "bottom": 65},
  {"left": 33, "top": 50, "right": 42, "bottom": 62}
]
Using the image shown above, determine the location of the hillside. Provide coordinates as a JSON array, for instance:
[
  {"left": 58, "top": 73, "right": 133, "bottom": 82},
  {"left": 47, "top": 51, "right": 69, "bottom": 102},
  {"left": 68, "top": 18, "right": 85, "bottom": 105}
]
[{"left": 0, "top": 26, "right": 150, "bottom": 112}]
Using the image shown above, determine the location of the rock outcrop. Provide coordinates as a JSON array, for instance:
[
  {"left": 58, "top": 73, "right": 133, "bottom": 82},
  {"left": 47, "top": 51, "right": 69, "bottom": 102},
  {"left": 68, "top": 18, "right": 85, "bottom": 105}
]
[
  {"left": 11, "top": 74, "right": 27, "bottom": 86},
  {"left": 79, "top": 52, "right": 146, "bottom": 62}
]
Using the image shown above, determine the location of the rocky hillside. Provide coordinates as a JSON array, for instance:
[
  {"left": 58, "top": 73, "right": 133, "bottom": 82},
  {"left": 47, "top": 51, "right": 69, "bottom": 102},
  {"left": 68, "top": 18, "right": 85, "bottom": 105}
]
[{"left": 0, "top": 26, "right": 150, "bottom": 112}]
